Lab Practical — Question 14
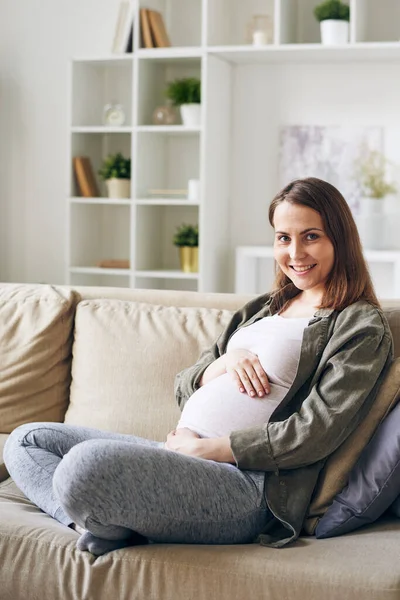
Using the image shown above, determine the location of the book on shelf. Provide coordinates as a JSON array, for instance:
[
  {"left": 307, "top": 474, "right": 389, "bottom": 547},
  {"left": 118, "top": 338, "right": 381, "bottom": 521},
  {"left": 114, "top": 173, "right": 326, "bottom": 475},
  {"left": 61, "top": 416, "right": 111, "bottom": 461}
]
[
  {"left": 140, "top": 8, "right": 154, "bottom": 48},
  {"left": 148, "top": 10, "right": 171, "bottom": 48},
  {"left": 112, "top": 1, "right": 135, "bottom": 54},
  {"left": 73, "top": 157, "right": 100, "bottom": 198},
  {"left": 96, "top": 259, "right": 130, "bottom": 269},
  {"left": 140, "top": 8, "right": 171, "bottom": 48}
]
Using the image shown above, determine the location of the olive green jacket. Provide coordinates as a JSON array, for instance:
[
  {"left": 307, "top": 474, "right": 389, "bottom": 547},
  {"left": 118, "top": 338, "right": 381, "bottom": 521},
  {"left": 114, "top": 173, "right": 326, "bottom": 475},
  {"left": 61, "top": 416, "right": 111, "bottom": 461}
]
[{"left": 174, "top": 285, "right": 393, "bottom": 548}]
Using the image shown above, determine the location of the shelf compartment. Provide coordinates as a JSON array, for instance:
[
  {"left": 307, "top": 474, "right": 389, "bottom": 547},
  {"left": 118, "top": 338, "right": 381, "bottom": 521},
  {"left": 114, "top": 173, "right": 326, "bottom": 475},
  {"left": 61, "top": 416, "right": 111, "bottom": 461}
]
[
  {"left": 71, "top": 59, "right": 133, "bottom": 127},
  {"left": 69, "top": 271, "right": 131, "bottom": 288},
  {"left": 135, "top": 204, "right": 199, "bottom": 272},
  {"left": 135, "top": 199, "right": 199, "bottom": 205},
  {"left": 137, "top": 56, "right": 202, "bottom": 126},
  {"left": 137, "top": 0, "right": 202, "bottom": 49},
  {"left": 69, "top": 267, "right": 131, "bottom": 275},
  {"left": 70, "top": 197, "right": 132, "bottom": 206},
  {"left": 279, "top": 0, "right": 335, "bottom": 44},
  {"left": 136, "top": 126, "right": 201, "bottom": 133},
  {"left": 135, "top": 131, "right": 199, "bottom": 199},
  {"left": 354, "top": 0, "right": 400, "bottom": 43},
  {"left": 207, "top": 0, "right": 275, "bottom": 46},
  {"left": 70, "top": 132, "right": 131, "bottom": 198},
  {"left": 70, "top": 203, "right": 131, "bottom": 269},
  {"left": 134, "top": 269, "right": 199, "bottom": 279},
  {"left": 134, "top": 274, "right": 199, "bottom": 292}
]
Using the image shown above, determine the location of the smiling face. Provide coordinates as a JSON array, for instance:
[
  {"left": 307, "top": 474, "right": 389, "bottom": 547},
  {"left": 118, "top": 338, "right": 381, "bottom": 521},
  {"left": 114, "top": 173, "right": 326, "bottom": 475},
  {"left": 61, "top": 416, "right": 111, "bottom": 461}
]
[{"left": 273, "top": 201, "right": 335, "bottom": 301}]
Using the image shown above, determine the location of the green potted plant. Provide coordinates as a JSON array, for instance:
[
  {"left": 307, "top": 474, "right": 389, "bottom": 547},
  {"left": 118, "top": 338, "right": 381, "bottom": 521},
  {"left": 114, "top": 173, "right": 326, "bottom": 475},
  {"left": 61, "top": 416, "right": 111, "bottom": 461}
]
[
  {"left": 98, "top": 152, "right": 131, "bottom": 199},
  {"left": 165, "top": 78, "right": 201, "bottom": 127},
  {"left": 313, "top": 0, "right": 350, "bottom": 46},
  {"left": 172, "top": 223, "right": 199, "bottom": 273}
]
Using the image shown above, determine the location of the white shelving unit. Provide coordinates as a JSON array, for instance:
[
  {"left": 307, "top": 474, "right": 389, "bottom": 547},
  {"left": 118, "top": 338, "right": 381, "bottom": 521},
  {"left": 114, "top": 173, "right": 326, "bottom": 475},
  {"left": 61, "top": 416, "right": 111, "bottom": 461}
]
[
  {"left": 66, "top": 0, "right": 400, "bottom": 293},
  {"left": 235, "top": 246, "right": 400, "bottom": 300}
]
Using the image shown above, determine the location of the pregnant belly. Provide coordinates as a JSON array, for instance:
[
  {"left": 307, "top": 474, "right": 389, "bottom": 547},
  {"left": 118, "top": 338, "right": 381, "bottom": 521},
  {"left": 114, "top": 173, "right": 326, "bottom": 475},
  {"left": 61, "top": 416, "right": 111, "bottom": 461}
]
[{"left": 176, "top": 373, "right": 287, "bottom": 439}]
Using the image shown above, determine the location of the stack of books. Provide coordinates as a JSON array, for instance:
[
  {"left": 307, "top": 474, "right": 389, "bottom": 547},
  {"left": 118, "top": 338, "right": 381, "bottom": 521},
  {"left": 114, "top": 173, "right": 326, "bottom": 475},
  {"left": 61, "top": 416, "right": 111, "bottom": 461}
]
[
  {"left": 139, "top": 8, "right": 171, "bottom": 48},
  {"left": 111, "top": 3, "right": 171, "bottom": 52},
  {"left": 112, "top": 1, "right": 135, "bottom": 53}
]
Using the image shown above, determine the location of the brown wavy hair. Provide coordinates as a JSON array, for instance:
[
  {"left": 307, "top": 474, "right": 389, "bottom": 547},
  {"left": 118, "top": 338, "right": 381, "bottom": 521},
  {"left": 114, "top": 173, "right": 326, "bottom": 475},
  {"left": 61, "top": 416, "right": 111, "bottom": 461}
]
[{"left": 268, "top": 177, "right": 380, "bottom": 311}]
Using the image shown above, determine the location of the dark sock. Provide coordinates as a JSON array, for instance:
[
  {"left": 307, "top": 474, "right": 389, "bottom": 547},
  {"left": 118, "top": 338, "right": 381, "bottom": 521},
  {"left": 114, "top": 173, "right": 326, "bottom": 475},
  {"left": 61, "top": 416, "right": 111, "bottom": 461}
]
[{"left": 76, "top": 530, "right": 149, "bottom": 556}]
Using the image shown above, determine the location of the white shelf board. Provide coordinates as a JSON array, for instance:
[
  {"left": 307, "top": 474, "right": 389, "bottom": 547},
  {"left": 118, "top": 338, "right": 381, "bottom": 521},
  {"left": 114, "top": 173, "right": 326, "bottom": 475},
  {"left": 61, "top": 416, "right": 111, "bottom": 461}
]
[
  {"left": 134, "top": 269, "right": 199, "bottom": 279},
  {"left": 71, "top": 126, "right": 133, "bottom": 133},
  {"left": 364, "top": 250, "right": 400, "bottom": 261},
  {"left": 69, "top": 197, "right": 132, "bottom": 205},
  {"left": 136, "top": 125, "right": 201, "bottom": 134},
  {"left": 69, "top": 267, "right": 131, "bottom": 275},
  {"left": 209, "top": 42, "right": 400, "bottom": 65},
  {"left": 72, "top": 55, "right": 134, "bottom": 67},
  {"left": 137, "top": 47, "right": 203, "bottom": 63},
  {"left": 135, "top": 199, "right": 199, "bottom": 206}
]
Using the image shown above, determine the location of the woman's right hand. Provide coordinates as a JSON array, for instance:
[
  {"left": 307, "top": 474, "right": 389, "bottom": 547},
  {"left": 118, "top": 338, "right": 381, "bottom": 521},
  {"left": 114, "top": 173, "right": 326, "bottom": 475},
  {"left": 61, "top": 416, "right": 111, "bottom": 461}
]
[{"left": 223, "top": 348, "right": 270, "bottom": 398}]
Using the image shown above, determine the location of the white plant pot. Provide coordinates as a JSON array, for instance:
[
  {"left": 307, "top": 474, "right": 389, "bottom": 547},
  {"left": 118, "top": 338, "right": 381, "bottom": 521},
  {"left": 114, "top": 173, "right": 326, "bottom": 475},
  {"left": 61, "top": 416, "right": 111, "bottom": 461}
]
[
  {"left": 180, "top": 104, "right": 201, "bottom": 127},
  {"left": 106, "top": 178, "right": 131, "bottom": 199},
  {"left": 356, "top": 197, "right": 385, "bottom": 250},
  {"left": 360, "top": 196, "right": 385, "bottom": 216},
  {"left": 320, "top": 20, "right": 349, "bottom": 45}
]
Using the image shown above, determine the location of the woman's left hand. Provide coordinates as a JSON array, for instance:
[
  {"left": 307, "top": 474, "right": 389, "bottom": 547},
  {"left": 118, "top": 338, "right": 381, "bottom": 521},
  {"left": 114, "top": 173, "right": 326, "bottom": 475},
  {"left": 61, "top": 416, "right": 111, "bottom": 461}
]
[
  {"left": 164, "top": 429, "right": 236, "bottom": 464},
  {"left": 164, "top": 428, "right": 202, "bottom": 456}
]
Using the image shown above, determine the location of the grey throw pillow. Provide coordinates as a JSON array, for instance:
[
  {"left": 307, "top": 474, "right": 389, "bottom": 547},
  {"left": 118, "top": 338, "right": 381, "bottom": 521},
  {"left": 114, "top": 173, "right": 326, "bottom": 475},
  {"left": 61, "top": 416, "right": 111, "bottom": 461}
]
[
  {"left": 391, "top": 495, "right": 400, "bottom": 517},
  {"left": 316, "top": 400, "right": 400, "bottom": 539}
]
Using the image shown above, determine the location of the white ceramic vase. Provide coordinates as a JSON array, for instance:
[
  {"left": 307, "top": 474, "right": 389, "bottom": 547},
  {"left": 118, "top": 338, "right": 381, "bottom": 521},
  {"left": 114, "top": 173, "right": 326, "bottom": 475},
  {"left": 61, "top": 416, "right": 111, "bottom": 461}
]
[
  {"left": 320, "top": 20, "right": 349, "bottom": 45},
  {"left": 180, "top": 104, "right": 201, "bottom": 127},
  {"left": 356, "top": 197, "right": 385, "bottom": 250},
  {"left": 106, "top": 178, "right": 131, "bottom": 199},
  {"left": 360, "top": 196, "right": 385, "bottom": 216}
]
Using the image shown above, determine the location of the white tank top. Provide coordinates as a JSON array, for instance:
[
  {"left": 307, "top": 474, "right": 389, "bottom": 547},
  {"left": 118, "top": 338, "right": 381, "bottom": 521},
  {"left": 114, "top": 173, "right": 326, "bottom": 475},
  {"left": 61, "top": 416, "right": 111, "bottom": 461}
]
[{"left": 176, "top": 315, "right": 310, "bottom": 439}]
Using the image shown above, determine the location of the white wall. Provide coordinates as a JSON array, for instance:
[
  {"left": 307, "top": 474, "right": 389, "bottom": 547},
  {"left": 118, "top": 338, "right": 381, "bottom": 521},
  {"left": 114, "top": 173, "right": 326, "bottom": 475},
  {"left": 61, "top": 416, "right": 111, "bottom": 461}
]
[
  {"left": 1, "top": 2, "right": 400, "bottom": 290},
  {"left": 228, "top": 61, "right": 400, "bottom": 289},
  {"left": 0, "top": 0, "right": 121, "bottom": 283}
]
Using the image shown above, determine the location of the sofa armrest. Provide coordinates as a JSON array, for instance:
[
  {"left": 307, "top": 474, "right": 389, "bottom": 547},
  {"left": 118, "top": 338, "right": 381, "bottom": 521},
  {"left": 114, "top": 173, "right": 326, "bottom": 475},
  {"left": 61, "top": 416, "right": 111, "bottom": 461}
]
[{"left": 0, "top": 434, "right": 9, "bottom": 482}]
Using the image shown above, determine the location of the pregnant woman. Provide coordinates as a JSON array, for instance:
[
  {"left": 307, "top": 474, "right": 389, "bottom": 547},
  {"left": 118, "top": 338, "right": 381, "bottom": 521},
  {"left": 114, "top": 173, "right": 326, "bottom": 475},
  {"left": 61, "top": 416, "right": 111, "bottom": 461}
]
[{"left": 4, "top": 177, "right": 393, "bottom": 555}]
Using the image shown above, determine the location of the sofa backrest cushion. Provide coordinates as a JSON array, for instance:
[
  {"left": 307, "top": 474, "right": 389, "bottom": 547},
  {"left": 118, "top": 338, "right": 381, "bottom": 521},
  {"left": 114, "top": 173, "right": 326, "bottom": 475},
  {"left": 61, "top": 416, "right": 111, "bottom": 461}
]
[
  {"left": 0, "top": 284, "right": 79, "bottom": 433},
  {"left": 64, "top": 300, "right": 234, "bottom": 440}
]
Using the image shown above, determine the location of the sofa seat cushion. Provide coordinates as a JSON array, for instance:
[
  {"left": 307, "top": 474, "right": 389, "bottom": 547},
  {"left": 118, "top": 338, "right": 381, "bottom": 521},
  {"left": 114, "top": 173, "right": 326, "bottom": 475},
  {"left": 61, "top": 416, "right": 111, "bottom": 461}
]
[
  {"left": 64, "top": 300, "right": 234, "bottom": 440},
  {"left": 1, "top": 478, "right": 400, "bottom": 600},
  {"left": 0, "top": 434, "right": 9, "bottom": 482},
  {"left": 0, "top": 284, "right": 79, "bottom": 433}
]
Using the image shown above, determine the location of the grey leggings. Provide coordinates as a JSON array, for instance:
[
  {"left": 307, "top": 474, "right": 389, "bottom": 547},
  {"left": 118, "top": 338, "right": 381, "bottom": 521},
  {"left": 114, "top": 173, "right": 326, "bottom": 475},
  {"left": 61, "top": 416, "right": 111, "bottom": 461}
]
[{"left": 3, "top": 422, "right": 272, "bottom": 545}]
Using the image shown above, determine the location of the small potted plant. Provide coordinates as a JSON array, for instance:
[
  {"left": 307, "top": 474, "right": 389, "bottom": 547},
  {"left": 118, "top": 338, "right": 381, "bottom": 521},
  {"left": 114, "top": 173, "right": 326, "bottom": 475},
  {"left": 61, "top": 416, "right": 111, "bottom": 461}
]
[
  {"left": 165, "top": 78, "right": 201, "bottom": 127},
  {"left": 313, "top": 0, "right": 350, "bottom": 46},
  {"left": 356, "top": 150, "right": 398, "bottom": 215},
  {"left": 354, "top": 149, "right": 398, "bottom": 250},
  {"left": 98, "top": 152, "right": 131, "bottom": 199},
  {"left": 173, "top": 223, "right": 199, "bottom": 273}
]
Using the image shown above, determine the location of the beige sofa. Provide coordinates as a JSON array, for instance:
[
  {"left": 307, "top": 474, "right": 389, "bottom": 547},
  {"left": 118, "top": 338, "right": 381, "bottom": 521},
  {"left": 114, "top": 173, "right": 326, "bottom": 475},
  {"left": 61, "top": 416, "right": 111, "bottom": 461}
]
[{"left": 1, "top": 283, "right": 400, "bottom": 600}]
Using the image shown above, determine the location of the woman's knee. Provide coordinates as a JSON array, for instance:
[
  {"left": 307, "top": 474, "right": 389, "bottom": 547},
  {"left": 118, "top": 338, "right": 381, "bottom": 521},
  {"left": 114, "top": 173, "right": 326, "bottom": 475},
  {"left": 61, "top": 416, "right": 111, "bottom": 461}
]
[
  {"left": 6, "top": 422, "right": 65, "bottom": 450},
  {"left": 3, "top": 422, "right": 49, "bottom": 468},
  {"left": 52, "top": 439, "right": 103, "bottom": 518}
]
